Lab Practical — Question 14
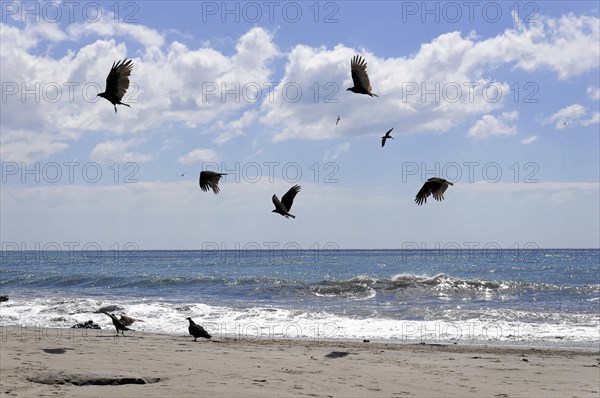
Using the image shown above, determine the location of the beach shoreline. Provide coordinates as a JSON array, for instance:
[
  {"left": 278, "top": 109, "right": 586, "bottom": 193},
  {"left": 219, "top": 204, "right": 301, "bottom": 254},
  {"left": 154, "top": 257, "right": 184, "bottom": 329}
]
[{"left": 1, "top": 327, "right": 598, "bottom": 397}]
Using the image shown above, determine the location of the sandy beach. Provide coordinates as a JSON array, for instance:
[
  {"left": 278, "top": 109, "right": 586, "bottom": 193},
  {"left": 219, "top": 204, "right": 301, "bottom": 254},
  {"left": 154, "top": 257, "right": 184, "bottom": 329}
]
[{"left": 0, "top": 327, "right": 598, "bottom": 397}]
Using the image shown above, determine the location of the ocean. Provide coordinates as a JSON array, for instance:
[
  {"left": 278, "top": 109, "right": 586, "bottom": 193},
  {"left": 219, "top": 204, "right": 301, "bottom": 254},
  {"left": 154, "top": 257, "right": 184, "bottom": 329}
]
[{"left": 1, "top": 249, "right": 598, "bottom": 348}]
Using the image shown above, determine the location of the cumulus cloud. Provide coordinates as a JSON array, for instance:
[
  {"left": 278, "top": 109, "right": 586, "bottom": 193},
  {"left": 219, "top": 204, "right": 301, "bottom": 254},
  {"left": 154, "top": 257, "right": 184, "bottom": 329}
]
[
  {"left": 178, "top": 148, "right": 218, "bottom": 165},
  {"left": 587, "top": 86, "right": 600, "bottom": 100},
  {"left": 262, "top": 13, "right": 599, "bottom": 142},
  {"left": 324, "top": 142, "right": 350, "bottom": 162},
  {"left": 466, "top": 111, "right": 519, "bottom": 140},
  {"left": 546, "top": 104, "right": 590, "bottom": 129},
  {"left": 520, "top": 135, "right": 538, "bottom": 145},
  {"left": 90, "top": 138, "right": 152, "bottom": 163},
  {"left": 1, "top": 18, "right": 278, "bottom": 162}
]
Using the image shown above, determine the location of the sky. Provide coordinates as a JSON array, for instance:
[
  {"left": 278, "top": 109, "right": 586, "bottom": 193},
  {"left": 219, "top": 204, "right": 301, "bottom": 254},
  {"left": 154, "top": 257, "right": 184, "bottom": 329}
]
[{"left": 0, "top": 0, "right": 599, "bottom": 250}]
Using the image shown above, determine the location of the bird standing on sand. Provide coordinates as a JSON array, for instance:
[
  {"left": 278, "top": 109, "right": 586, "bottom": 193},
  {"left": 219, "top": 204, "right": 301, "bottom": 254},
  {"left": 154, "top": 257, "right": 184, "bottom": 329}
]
[
  {"left": 381, "top": 128, "right": 394, "bottom": 147},
  {"left": 347, "top": 55, "right": 378, "bottom": 97},
  {"left": 97, "top": 59, "right": 134, "bottom": 113},
  {"left": 272, "top": 185, "right": 301, "bottom": 219},
  {"left": 186, "top": 317, "right": 212, "bottom": 341},
  {"left": 199, "top": 171, "right": 227, "bottom": 194},
  {"left": 415, "top": 178, "right": 454, "bottom": 205},
  {"left": 104, "top": 312, "right": 134, "bottom": 336}
]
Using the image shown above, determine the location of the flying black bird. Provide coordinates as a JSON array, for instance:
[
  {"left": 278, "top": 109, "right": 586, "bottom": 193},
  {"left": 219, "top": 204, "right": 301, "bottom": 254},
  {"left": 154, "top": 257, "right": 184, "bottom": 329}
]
[
  {"left": 347, "top": 55, "right": 378, "bottom": 97},
  {"left": 336, "top": 116, "right": 341, "bottom": 126},
  {"left": 97, "top": 59, "right": 134, "bottom": 113},
  {"left": 272, "top": 185, "right": 301, "bottom": 219},
  {"left": 118, "top": 314, "right": 143, "bottom": 327},
  {"left": 186, "top": 317, "right": 212, "bottom": 341},
  {"left": 104, "top": 312, "right": 133, "bottom": 336},
  {"left": 381, "top": 128, "right": 394, "bottom": 147},
  {"left": 415, "top": 178, "right": 454, "bottom": 205},
  {"left": 180, "top": 172, "right": 186, "bottom": 177},
  {"left": 199, "top": 171, "right": 227, "bottom": 194}
]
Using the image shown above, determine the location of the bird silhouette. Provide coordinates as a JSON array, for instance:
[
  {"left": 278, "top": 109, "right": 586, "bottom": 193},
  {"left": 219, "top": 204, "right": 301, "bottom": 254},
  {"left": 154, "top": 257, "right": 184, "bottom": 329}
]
[
  {"left": 97, "top": 59, "right": 134, "bottom": 113},
  {"left": 186, "top": 317, "right": 212, "bottom": 341},
  {"left": 272, "top": 185, "right": 301, "bottom": 219},
  {"left": 381, "top": 128, "right": 394, "bottom": 147},
  {"left": 415, "top": 178, "right": 454, "bottom": 205},
  {"left": 336, "top": 116, "right": 341, "bottom": 126},
  {"left": 347, "top": 55, "right": 378, "bottom": 97},
  {"left": 199, "top": 171, "right": 227, "bottom": 194},
  {"left": 104, "top": 312, "right": 133, "bottom": 336}
]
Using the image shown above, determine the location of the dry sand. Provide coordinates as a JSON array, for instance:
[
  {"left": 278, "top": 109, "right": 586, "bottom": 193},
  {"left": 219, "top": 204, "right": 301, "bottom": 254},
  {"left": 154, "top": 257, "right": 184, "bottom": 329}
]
[{"left": 1, "top": 327, "right": 598, "bottom": 397}]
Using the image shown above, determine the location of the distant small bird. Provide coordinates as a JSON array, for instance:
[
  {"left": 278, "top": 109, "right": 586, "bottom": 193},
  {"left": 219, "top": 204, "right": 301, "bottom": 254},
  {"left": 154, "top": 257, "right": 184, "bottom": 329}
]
[
  {"left": 180, "top": 172, "right": 186, "bottom": 177},
  {"left": 415, "top": 178, "right": 454, "bottom": 205},
  {"left": 563, "top": 122, "right": 570, "bottom": 126},
  {"left": 381, "top": 128, "right": 394, "bottom": 147},
  {"left": 97, "top": 59, "right": 134, "bottom": 113},
  {"left": 272, "top": 185, "right": 301, "bottom": 219},
  {"left": 118, "top": 315, "right": 143, "bottom": 327},
  {"left": 336, "top": 116, "right": 341, "bottom": 126},
  {"left": 199, "top": 171, "right": 227, "bottom": 194},
  {"left": 186, "top": 317, "right": 212, "bottom": 341},
  {"left": 347, "top": 55, "right": 378, "bottom": 97},
  {"left": 104, "top": 312, "right": 133, "bottom": 336}
]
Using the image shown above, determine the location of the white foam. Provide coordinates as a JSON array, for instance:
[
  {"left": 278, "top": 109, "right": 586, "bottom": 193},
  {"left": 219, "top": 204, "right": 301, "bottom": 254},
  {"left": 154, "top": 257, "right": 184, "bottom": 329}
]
[{"left": 1, "top": 297, "right": 598, "bottom": 347}]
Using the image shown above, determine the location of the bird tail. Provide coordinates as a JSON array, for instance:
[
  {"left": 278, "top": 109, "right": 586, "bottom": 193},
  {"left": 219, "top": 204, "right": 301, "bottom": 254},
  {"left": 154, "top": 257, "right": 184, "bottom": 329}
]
[
  {"left": 119, "top": 102, "right": 131, "bottom": 108},
  {"left": 370, "top": 93, "right": 379, "bottom": 97},
  {"left": 287, "top": 214, "right": 296, "bottom": 219}
]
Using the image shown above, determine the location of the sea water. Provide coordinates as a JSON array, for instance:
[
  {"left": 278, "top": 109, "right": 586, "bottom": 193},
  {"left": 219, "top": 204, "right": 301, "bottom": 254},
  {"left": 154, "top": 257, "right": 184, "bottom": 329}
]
[{"left": 1, "top": 249, "right": 598, "bottom": 348}]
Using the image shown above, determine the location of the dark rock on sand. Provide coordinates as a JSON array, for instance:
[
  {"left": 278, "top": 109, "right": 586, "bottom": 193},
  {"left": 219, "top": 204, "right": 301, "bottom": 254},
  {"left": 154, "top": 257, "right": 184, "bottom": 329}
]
[
  {"left": 27, "top": 372, "right": 160, "bottom": 386},
  {"left": 0, "top": 295, "right": 8, "bottom": 302},
  {"left": 71, "top": 320, "right": 101, "bottom": 329}
]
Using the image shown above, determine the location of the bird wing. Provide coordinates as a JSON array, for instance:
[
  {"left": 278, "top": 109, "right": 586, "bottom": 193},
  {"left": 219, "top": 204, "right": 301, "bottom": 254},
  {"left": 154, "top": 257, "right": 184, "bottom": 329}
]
[
  {"left": 350, "top": 55, "right": 373, "bottom": 92},
  {"left": 280, "top": 185, "right": 301, "bottom": 211},
  {"left": 272, "top": 194, "right": 286, "bottom": 212},
  {"left": 199, "top": 171, "right": 223, "bottom": 194},
  {"left": 415, "top": 181, "right": 435, "bottom": 205},
  {"left": 105, "top": 59, "right": 133, "bottom": 101},
  {"left": 432, "top": 181, "right": 449, "bottom": 201},
  {"left": 381, "top": 137, "right": 386, "bottom": 147}
]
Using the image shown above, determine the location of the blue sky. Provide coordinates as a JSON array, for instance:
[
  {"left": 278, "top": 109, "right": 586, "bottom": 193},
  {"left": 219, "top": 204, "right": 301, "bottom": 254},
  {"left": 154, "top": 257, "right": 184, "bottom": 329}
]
[{"left": 1, "top": 1, "right": 599, "bottom": 250}]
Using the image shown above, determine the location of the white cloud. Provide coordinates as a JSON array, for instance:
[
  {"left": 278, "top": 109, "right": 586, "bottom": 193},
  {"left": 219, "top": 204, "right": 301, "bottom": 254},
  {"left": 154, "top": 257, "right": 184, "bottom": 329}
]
[
  {"left": 0, "top": 22, "right": 278, "bottom": 162},
  {"left": 546, "top": 104, "right": 589, "bottom": 129},
  {"left": 520, "top": 135, "right": 538, "bottom": 145},
  {"left": 262, "top": 13, "right": 599, "bottom": 142},
  {"left": 587, "top": 86, "right": 600, "bottom": 100},
  {"left": 66, "top": 16, "right": 165, "bottom": 48},
  {"left": 178, "top": 148, "right": 218, "bottom": 165},
  {"left": 324, "top": 142, "right": 350, "bottom": 162},
  {"left": 466, "top": 111, "right": 519, "bottom": 140},
  {"left": 90, "top": 138, "right": 152, "bottom": 163},
  {"left": 580, "top": 112, "right": 600, "bottom": 127}
]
